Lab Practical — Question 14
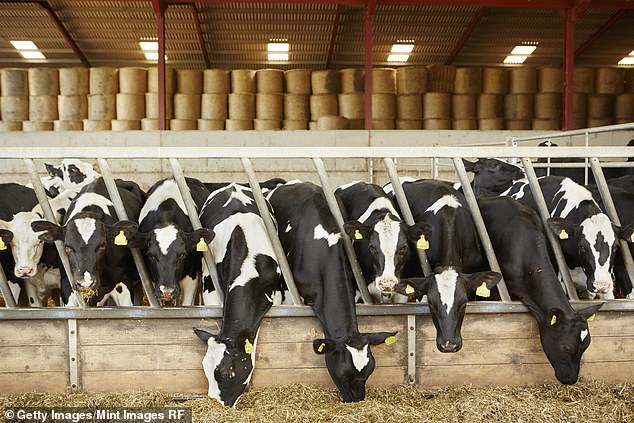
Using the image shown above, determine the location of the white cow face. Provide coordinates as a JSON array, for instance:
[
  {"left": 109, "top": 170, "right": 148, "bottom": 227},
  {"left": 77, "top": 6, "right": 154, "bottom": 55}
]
[{"left": 0, "top": 212, "right": 47, "bottom": 278}]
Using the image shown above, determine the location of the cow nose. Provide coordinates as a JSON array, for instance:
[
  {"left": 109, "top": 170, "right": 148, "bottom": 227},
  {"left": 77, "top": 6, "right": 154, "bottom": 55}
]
[
  {"left": 438, "top": 340, "right": 460, "bottom": 353},
  {"left": 78, "top": 271, "right": 95, "bottom": 288},
  {"left": 15, "top": 266, "right": 36, "bottom": 278},
  {"left": 592, "top": 280, "right": 612, "bottom": 294},
  {"left": 375, "top": 276, "right": 399, "bottom": 293}
]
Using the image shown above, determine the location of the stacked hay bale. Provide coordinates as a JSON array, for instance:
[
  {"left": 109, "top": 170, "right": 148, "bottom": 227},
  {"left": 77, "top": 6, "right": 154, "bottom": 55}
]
[
  {"left": 424, "top": 65, "right": 453, "bottom": 129},
  {"left": 255, "top": 69, "right": 284, "bottom": 130},
  {"left": 533, "top": 66, "right": 563, "bottom": 130},
  {"left": 371, "top": 69, "right": 397, "bottom": 129},
  {"left": 25, "top": 68, "right": 58, "bottom": 131},
  {"left": 57, "top": 67, "right": 88, "bottom": 130},
  {"left": 396, "top": 67, "right": 426, "bottom": 129},
  {"left": 573, "top": 67, "right": 594, "bottom": 129},
  {"left": 478, "top": 68, "right": 508, "bottom": 130},
  {"left": 452, "top": 67, "right": 480, "bottom": 130},
  {"left": 199, "top": 69, "right": 229, "bottom": 130},
  {"left": 145, "top": 66, "right": 175, "bottom": 130},
  {"left": 338, "top": 68, "right": 364, "bottom": 129},
  {"left": 616, "top": 68, "right": 634, "bottom": 124},
  {"left": 283, "top": 69, "right": 310, "bottom": 129},
  {"left": 505, "top": 67, "right": 537, "bottom": 130},
  {"left": 86, "top": 67, "right": 117, "bottom": 131},
  {"left": 311, "top": 70, "right": 341, "bottom": 130},
  {"left": 0, "top": 68, "right": 29, "bottom": 131},
  {"left": 172, "top": 69, "right": 201, "bottom": 130},
  {"left": 112, "top": 67, "right": 146, "bottom": 131},
  {"left": 227, "top": 69, "right": 255, "bottom": 130},
  {"left": 589, "top": 67, "right": 624, "bottom": 127}
]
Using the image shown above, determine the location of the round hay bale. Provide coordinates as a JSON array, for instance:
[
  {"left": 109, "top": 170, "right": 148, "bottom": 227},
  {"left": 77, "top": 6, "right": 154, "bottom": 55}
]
[
  {"left": 596, "top": 67, "right": 625, "bottom": 94},
  {"left": 111, "top": 119, "right": 141, "bottom": 131},
  {"left": 348, "top": 119, "right": 365, "bottom": 129},
  {"left": 396, "top": 119, "right": 422, "bottom": 130},
  {"left": 626, "top": 69, "right": 634, "bottom": 94},
  {"left": 506, "top": 119, "right": 532, "bottom": 130},
  {"left": 451, "top": 94, "right": 477, "bottom": 119},
  {"left": 89, "top": 67, "right": 118, "bottom": 94},
  {"left": 116, "top": 93, "right": 145, "bottom": 120},
  {"left": 176, "top": 70, "right": 202, "bottom": 94},
  {"left": 504, "top": 94, "right": 534, "bottom": 120},
  {"left": 284, "top": 94, "right": 310, "bottom": 120},
  {"left": 509, "top": 67, "right": 537, "bottom": 93},
  {"left": 532, "top": 118, "right": 560, "bottom": 130},
  {"left": 308, "top": 121, "right": 317, "bottom": 130},
  {"left": 396, "top": 66, "right": 428, "bottom": 94},
  {"left": 0, "top": 96, "right": 28, "bottom": 121},
  {"left": 587, "top": 118, "right": 614, "bottom": 128},
  {"left": 28, "top": 68, "right": 59, "bottom": 96},
  {"left": 283, "top": 120, "right": 307, "bottom": 130},
  {"left": 256, "top": 93, "right": 283, "bottom": 120},
  {"left": 317, "top": 115, "right": 348, "bottom": 130},
  {"left": 479, "top": 118, "right": 505, "bottom": 130},
  {"left": 338, "top": 93, "right": 365, "bottom": 120},
  {"left": 254, "top": 119, "right": 281, "bottom": 130},
  {"left": 0, "top": 121, "right": 22, "bottom": 131},
  {"left": 372, "top": 119, "right": 395, "bottom": 129},
  {"left": 231, "top": 70, "right": 256, "bottom": 93},
  {"left": 587, "top": 94, "right": 613, "bottom": 119},
  {"left": 170, "top": 119, "right": 197, "bottom": 130},
  {"left": 256, "top": 69, "right": 284, "bottom": 93},
  {"left": 454, "top": 68, "right": 482, "bottom": 94},
  {"left": 173, "top": 93, "right": 201, "bottom": 120},
  {"left": 372, "top": 93, "right": 396, "bottom": 119},
  {"left": 397, "top": 94, "right": 422, "bottom": 120},
  {"left": 59, "top": 67, "right": 89, "bottom": 95},
  {"left": 58, "top": 95, "right": 88, "bottom": 120},
  {"left": 88, "top": 94, "right": 116, "bottom": 120},
  {"left": 53, "top": 120, "right": 82, "bottom": 131},
  {"left": 1, "top": 69, "right": 28, "bottom": 96},
  {"left": 141, "top": 118, "right": 159, "bottom": 130},
  {"left": 482, "top": 68, "right": 509, "bottom": 94},
  {"left": 424, "top": 119, "right": 451, "bottom": 129},
  {"left": 311, "top": 70, "right": 340, "bottom": 95},
  {"left": 118, "top": 67, "right": 147, "bottom": 94},
  {"left": 144, "top": 92, "right": 174, "bottom": 119},
  {"left": 373, "top": 69, "right": 396, "bottom": 94},
  {"left": 310, "top": 94, "right": 338, "bottom": 120},
  {"left": 82, "top": 119, "right": 111, "bottom": 131},
  {"left": 573, "top": 93, "right": 588, "bottom": 119},
  {"left": 538, "top": 67, "right": 563, "bottom": 93},
  {"left": 228, "top": 93, "right": 255, "bottom": 120},
  {"left": 22, "top": 121, "right": 53, "bottom": 131},
  {"left": 427, "top": 65, "right": 455, "bottom": 93},
  {"left": 574, "top": 67, "right": 595, "bottom": 93},
  {"left": 197, "top": 119, "right": 224, "bottom": 130},
  {"left": 452, "top": 119, "right": 478, "bottom": 130},
  {"left": 477, "top": 94, "right": 504, "bottom": 119},
  {"left": 534, "top": 93, "right": 562, "bottom": 119},
  {"left": 423, "top": 93, "right": 451, "bottom": 119},
  {"left": 615, "top": 93, "right": 634, "bottom": 119},
  {"left": 203, "top": 69, "right": 230, "bottom": 94},
  {"left": 284, "top": 69, "right": 311, "bottom": 95},
  {"left": 29, "top": 95, "right": 58, "bottom": 122},
  {"left": 147, "top": 67, "right": 175, "bottom": 93},
  {"left": 340, "top": 69, "right": 364, "bottom": 93},
  {"left": 201, "top": 94, "right": 227, "bottom": 120},
  {"left": 225, "top": 119, "right": 253, "bottom": 131}
]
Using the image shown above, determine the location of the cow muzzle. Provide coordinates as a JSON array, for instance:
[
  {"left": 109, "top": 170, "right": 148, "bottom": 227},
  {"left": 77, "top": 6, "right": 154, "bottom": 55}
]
[
  {"left": 157, "top": 285, "right": 180, "bottom": 306},
  {"left": 591, "top": 279, "right": 612, "bottom": 295},
  {"left": 15, "top": 265, "right": 37, "bottom": 278},
  {"left": 375, "top": 276, "right": 399, "bottom": 293},
  {"left": 437, "top": 339, "right": 462, "bottom": 353}
]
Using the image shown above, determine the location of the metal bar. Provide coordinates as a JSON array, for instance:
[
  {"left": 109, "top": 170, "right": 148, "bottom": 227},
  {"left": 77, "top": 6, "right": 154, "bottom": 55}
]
[
  {"left": 24, "top": 158, "right": 84, "bottom": 308},
  {"left": 67, "top": 319, "right": 79, "bottom": 391},
  {"left": 241, "top": 158, "right": 302, "bottom": 305},
  {"left": 190, "top": 3, "right": 211, "bottom": 68},
  {"left": 453, "top": 158, "right": 511, "bottom": 301},
  {"left": 521, "top": 158, "right": 579, "bottom": 301},
  {"left": 532, "top": 162, "right": 634, "bottom": 169},
  {"left": 562, "top": 7, "right": 575, "bottom": 130},
  {"left": 511, "top": 122, "right": 634, "bottom": 142},
  {"left": 0, "top": 263, "right": 17, "bottom": 308},
  {"left": 575, "top": 10, "right": 629, "bottom": 58},
  {"left": 589, "top": 157, "right": 634, "bottom": 291},
  {"left": 326, "top": 5, "right": 343, "bottom": 69},
  {"left": 383, "top": 158, "right": 433, "bottom": 277},
  {"left": 363, "top": 0, "right": 376, "bottom": 130},
  {"left": 312, "top": 158, "right": 373, "bottom": 304},
  {"left": 406, "top": 314, "right": 416, "bottom": 385},
  {"left": 39, "top": 2, "right": 90, "bottom": 67},
  {"left": 445, "top": 7, "right": 486, "bottom": 65},
  {"left": 96, "top": 159, "right": 160, "bottom": 307},
  {"left": 168, "top": 158, "right": 223, "bottom": 304}
]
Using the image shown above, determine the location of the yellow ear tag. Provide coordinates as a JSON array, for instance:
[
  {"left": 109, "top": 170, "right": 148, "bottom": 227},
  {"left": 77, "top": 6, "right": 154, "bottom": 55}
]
[
  {"left": 559, "top": 229, "right": 569, "bottom": 240},
  {"left": 354, "top": 229, "right": 363, "bottom": 240},
  {"left": 550, "top": 315, "right": 557, "bottom": 326},
  {"left": 244, "top": 339, "right": 254, "bottom": 354},
  {"left": 630, "top": 230, "right": 634, "bottom": 243},
  {"left": 405, "top": 284, "right": 415, "bottom": 295},
  {"left": 318, "top": 342, "right": 326, "bottom": 353},
  {"left": 476, "top": 282, "right": 490, "bottom": 298},
  {"left": 587, "top": 314, "right": 595, "bottom": 322},
  {"left": 196, "top": 237, "right": 208, "bottom": 252},
  {"left": 384, "top": 336, "right": 396, "bottom": 345},
  {"left": 0, "top": 239, "right": 6, "bottom": 251},
  {"left": 417, "top": 234, "right": 430, "bottom": 250},
  {"left": 114, "top": 231, "right": 127, "bottom": 246}
]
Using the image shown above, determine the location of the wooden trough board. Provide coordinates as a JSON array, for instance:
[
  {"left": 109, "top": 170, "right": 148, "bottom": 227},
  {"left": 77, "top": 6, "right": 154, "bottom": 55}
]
[{"left": 0, "top": 311, "right": 631, "bottom": 394}]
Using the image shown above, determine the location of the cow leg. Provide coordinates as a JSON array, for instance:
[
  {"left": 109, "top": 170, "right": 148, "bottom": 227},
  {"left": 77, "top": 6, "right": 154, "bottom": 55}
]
[
  {"left": 179, "top": 275, "right": 199, "bottom": 306},
  {"left": 24, "top": 276, "right": 45, "bottom": 307},
  {"left": 103, "top": 282, "right": 133, "bottom": 306}
]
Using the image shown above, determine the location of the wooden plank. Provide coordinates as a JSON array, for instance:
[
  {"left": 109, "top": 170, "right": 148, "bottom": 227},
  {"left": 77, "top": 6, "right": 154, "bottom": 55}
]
[
  {"left": 0, "top": 320, "right": 67, "bottom": 346},
  {"left": 417, "top": 363, "right": 556, "bottom": 388},
  {"left": 252, "top": 366, "right": 407, "bottom": 389},
  {"left": 82, "top": 370, "right": 208, "bottom": 393},
  {"left": 0, "top": 372, "right": 68, "bottom": 394},
  {"left": 580, "top": 360, "right": 634, "bottom": 382},
  {"left": 0, "top": 345, "right": 68, "bottom": 373}
]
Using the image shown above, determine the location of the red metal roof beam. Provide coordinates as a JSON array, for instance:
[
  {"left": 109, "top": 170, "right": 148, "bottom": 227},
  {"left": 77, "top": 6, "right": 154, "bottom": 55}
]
[
  {"left": 38, "top": 1, "right": 89, "bottom": 67},
  {"left": 575, "top": 9, "right": 630, "bottom": 58},
  {"left": 326, "top": 5, "right": 344, "bottom": 69},
  {"left": 445, "top": 7, "right": 486, "bottom": 65},
  {"left": 190, "top": 3, "right": 211, "bottom": 68}
]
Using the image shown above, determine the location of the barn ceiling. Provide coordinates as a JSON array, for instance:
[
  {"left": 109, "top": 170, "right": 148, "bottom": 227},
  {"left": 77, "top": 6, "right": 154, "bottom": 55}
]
[{"left": 0, "top": 0, "right": 632, "bottom": 69}]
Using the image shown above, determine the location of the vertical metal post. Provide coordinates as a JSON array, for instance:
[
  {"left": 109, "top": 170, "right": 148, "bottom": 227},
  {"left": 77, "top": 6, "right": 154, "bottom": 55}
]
[
  {"left": 407, "top": 314, "right": 416, "bottom": 385},
  {"left": 584, "top": 130, "right": 590, "bottom": 185},
  {"left": 24, "top": 159, "right": 84, "bottom": 308},
  {"left": 96, "top": 159, "right": 160, "bottom": 308},
  {"left": 432, "top": 157, "right": 439, "bottom": 180},
  {"left": 383, "top": 158, "right": 432, "bottom": 278},
  {"left": 67, "top": 319, "right": 79, "bottom": 391},
  {"left": 168, "top": 158, "right": 224, "bottom": 304},
  {"left": 241, "top": 158, "right": 302, "bottom": 306},
  {"left": 368, "top": 158, "right": 374, "bottom": 184},
  {"left": 589, "top": 158, "right": 634, "bottom": 289},
  {"left": 312, "top": 158, "right": 373, "bottom": 304},
  {"left": 521, "top": 158, "right": 579, "bottom": 301},
  {"left": 453, "top": 158, "right": 511, "bottom": 302},
  {"left": 0, "top": 264, "right": 17, "bottom": 308}
]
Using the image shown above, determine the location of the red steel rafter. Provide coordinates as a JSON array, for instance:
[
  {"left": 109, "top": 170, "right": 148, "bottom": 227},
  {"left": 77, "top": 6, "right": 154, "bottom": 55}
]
[
  {"left": 190, "top": 3, "right": 211, "bottom": 68},
  {"left": 326, "top": 5, "right": 343, "bottom": 69},
  {"left": 575, "top": 9, "right": 630, "bottom": 58},
  {"left": 445, "top": 7, "right": 486, "bottom": 65},
  {"left": 38, "top": 1, "right": 90, "bottom": 66}
]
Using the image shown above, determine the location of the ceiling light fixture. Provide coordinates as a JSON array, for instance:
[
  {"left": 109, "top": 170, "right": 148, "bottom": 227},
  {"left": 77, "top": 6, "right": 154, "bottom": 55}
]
[
  {"left": 268, "top": 53, "right": 289, "bottom": 61},
  {"left": 511, "top": 45, "right": 537, "bottom": 55},
  {"left": 391, "top": 44, "right": 414, "bottom": 54},
  {"left": 10, "top": 40, "right": 38, "bottom": 50},
  {"left": 387, "top": 54, "right": 410, "bottom": 63},
  {"left": 267, "top": 43, "right": 289, "bottom": 52},
  {"left": 139, "top": 41, "right": 159, "bottom": 51},
  {"left": 618, "top": 57, "right": 634, "bottom": 65},
  {"left": 504, "top": 55, "right": 528, "bottom": 64}
]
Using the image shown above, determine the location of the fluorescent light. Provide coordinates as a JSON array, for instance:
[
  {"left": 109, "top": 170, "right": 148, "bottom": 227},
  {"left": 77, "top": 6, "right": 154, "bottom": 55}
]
[
  {"left": 139, "top": 41, "right": 158, "bottom": 52},
  {"left": 11, "top": 40, "right": 38, "bottom": 50},
  {"left": 20, "top": 51, "right": 45, "bottom": 59},
  {"left": 391, "top": 44, "right": 414, "bottom": 53},
  {"left": 268, "top": 53, "right": 288, "bottom": 61},
  {"left": 504, "top": 55, "right": 528, "bottom": 64},
  {"left": 618, "top": 57, "right": 634, "bottom": 65},
  {"left": 387, "top": 54, "right": 409, "bottom": 62},
  {"left": 267, "top": 43, "right": 289, "bottom": 52},
  {"left": 511, "top": 45, "right": 537, "bottom": 55},
  {"left": 144, "top": 52, "right": 159, "bottom": 61},
  {"left": 629, "top": 49, "right": 634, "bottom": 56}
]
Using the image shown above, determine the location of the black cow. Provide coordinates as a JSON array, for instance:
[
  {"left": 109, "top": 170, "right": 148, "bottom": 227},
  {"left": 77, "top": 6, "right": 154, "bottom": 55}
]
[
  {"left": 462, "top": 158, "right": 524, "bottom": 196},
  {"left": 267, "top": 181, "right": 396, "bottom": 403}
]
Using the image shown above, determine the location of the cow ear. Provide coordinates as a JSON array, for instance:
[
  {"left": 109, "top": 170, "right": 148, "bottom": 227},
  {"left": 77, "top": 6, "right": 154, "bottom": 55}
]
[
  {"left": 366, "top": 331, "right": 398, "bottom": 346},
  {"left": 618, "top": 223, "right": 634, "bottom": 243},
  {"left": 193, "top": 327, "right": 216, "bottom": 344},
  {"left": 546, "top": 217, "right": 578, "bottom": 239},
  {"left": 31, "top": 221, "right": 63, "bottom": 242},
  {"left": 235, "top": 329, "right": 255, "bottom": 354},
  {"left": 466, "top": 271, "right": 502, "bottom": 290},
  {"left": 395, "top": 277, "right": 432, "bottom": 299},
  {"left": 0, "top": 219, "right": 9, "bottom": 230},
  {"left": 343, "top": 221, "right": 370, "bottom": 240},
  {"left": 45, "top": 163, "right": 61, "bottom": 178},
  {"left": 313, "top": 338, "right": 336, "bottom": 355},
  {"left": 0, "top": 229, "right": 14, "bottom": 246},
  {"left": 407, "top": 222, "right": 433, "bottom": 244},
  {"left": 577, "top": 302, "right": 603, "bottom": 320},
  {"left": 186, "top": 228, "right": 215, "bottom": 251},
  {"left": 546, "top": 308, "right": 566, "bottom": 328}
]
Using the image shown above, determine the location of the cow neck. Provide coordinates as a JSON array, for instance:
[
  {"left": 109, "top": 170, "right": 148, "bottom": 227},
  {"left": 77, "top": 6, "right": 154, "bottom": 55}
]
[
  {"left": 435, "top": 210, "right": 464, "bottom": 271},
  {"left": 219, "top": 286, "right": 271, "bottom": 341},
  {"left": 524, "top": 254, "right": 577, "bottom": 320},
  {"left": 555, "top": 200, "right": 600, "bottom": 224}
]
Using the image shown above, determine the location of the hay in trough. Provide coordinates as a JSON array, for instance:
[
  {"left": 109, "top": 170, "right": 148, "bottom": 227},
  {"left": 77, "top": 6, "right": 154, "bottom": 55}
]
[{"left": 1, "top": 382, "right": 632, "bottom": 423}]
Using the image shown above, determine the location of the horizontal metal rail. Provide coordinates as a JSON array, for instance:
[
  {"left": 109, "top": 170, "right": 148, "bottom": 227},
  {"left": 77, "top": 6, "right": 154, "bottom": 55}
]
[{"left": 511, "top": 122, "right": 634, "bottom": 143}]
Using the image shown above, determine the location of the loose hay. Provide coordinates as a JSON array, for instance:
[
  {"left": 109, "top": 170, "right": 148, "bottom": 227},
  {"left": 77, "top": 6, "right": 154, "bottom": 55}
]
[{"left": 1, "top": 383, "right": 632, "bottom": 423}]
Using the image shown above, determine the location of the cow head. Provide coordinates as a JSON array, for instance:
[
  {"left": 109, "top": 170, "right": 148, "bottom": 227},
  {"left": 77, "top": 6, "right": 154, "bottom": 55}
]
[
  {"left": 194, "top": 328, "right": 256, "bottom": 407},
  {"left": 46, "top": 159, "right": 100, "bottom": 192},
  {"left": 538, "top": 303, "right": 602, "bottom": 384},
  {"left": 0, "top": 212, "right": 47, "bottom": 278},
  {"left": 115, "top": 220, "right": 214, "bottom": 305},
  {"left": 396, "top": 268, "right": 501, "bottom": 352},
  {"left": 313, "top": 331, "right": 396, "bottom": 402},
  {"left": 464, "top": 158, "right": 524, "bottom": 196}
]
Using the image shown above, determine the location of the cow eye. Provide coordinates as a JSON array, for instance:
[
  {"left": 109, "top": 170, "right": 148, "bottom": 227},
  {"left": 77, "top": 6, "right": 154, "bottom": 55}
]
[{"left": 563, "top": 345, "right": 572, "bottom": 353}]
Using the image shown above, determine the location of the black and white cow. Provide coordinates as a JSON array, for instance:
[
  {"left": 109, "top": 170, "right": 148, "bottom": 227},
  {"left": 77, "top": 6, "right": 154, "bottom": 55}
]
[
  {"left": 462, "top": 158, "right": 524, "bottom": 196},
  {"left": 335, "top": 181, "right": 430, "bottom": 303},
  {"left": 32, "top": 178, "right": 145, "bottom": 306},
  {"left": 194, "top": 183, "right": 283, "bottom": 406},
  {"left": 44, "top": 159, "right": 101, "bottom": 193},
  {"left": 113, "top": 178, "right": 213, "bottom": 306}
]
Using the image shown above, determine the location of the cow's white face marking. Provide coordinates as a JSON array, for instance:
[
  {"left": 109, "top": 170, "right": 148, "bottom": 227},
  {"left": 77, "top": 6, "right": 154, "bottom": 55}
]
[
  {"left": 374, "top": 215, "right": 401, "bottom": 290},
  {"left": 285, "top": 223, "right": 292, "bottom": 232},
  {"left": 313, "top": 224, "right": 341, "bottom": 247},
  {"left": 345, "top": 344, "right": 370, "bottom": 372},
  {"left": 66, "top": 193, "right": 113, "bottom": 221},
  {"left": 139, "top": 179, "right": 188, "bottom": 223},
  {"left": 336, "top": 180, "right": 362, "bottom": 191},
  {"left": 436, "top": 269, "right": 459, "bottom": 313},
  {"left": 382, "top": 177, "right": 417, "bottom": 195},
  {"left": 154, "top": 225, "right": 179, "bottom": 255},
  {"left": 284, "top": 179, "right": 302, "bottom": 185},
  {"left": 580, "top": 213, "right": 616, "bottom": 293},
  {"left": 202, "top": 338, "right": 226, "bottom": 403},
  {"left": 74, "top": 218, "right": 96, "bottom": 244},
  {"left": 425, "top": 195, "right": 462, "bottom": 215},
  {"left": 358, "top": 197, "right": 400, "bottom": 223},
  {"left": 580, "top": 329, "right": 589, "bottom": 343},
  {"left": 554, "top": 178, "right": 595, "bottom": 219}
]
